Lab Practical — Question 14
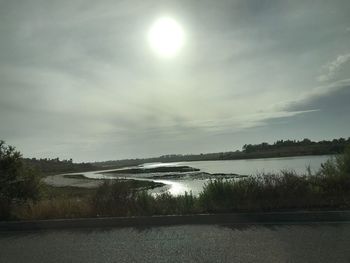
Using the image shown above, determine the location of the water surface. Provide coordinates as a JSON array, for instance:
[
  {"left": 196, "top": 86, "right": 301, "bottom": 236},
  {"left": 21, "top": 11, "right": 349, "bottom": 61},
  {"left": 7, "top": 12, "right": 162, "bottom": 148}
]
[
  {"left": 179, "top": 155, "right": 332, "bottom": 175},
  {"left": 48, "top": 155, "right": 333, "bottom": 196}
]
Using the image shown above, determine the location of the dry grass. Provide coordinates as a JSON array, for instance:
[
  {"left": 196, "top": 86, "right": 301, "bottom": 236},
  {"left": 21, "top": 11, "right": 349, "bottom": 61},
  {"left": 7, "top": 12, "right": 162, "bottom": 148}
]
[{"left": 15, "top": 198, "right": 93, "bottom": 220}]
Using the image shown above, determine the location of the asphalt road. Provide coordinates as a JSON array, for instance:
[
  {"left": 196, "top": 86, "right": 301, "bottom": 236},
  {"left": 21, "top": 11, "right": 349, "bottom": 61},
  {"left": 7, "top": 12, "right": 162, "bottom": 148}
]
[{"left": 1, "top": 223, "right": 350, "bottom": 263}]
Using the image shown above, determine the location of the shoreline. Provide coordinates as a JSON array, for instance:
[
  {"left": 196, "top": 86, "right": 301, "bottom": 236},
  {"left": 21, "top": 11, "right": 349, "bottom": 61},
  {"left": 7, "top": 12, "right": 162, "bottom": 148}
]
[
  {"left": 43, "top": 155, "right": 329, "bottom": 193},
  {"left": 93, "top": 153, "right": 336, "bottom": 169},
  {"left": 47, "top": 154, "right": 331, "bottom": 177}
]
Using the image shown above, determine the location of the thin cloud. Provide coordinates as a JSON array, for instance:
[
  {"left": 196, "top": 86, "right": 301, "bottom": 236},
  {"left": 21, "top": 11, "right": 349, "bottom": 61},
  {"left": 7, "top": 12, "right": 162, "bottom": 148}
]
[
  {"left": 318, "top": 53, "right": 350, "bottom": 82},
  {"left": 0, "top": 0, "right": 350, "bottom": 161}
]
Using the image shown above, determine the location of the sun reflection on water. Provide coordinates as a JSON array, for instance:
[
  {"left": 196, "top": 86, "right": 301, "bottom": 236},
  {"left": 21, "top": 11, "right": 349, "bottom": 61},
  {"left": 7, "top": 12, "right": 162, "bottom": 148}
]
[{"left": 153, "top": 180, "right": 190, "bottom": 196}]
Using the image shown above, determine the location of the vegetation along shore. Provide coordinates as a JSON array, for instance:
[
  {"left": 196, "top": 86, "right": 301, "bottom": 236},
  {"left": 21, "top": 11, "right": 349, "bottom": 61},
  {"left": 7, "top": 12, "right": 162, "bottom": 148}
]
[{"left": 1, "top": 139, "right": 350, "bottom": 220}]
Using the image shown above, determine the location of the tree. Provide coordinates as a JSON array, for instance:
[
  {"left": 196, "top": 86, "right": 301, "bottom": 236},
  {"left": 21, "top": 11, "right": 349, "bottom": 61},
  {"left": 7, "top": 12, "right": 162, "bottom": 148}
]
[{"left": 0, "top": 141, "right": 41, "bottom": 219}]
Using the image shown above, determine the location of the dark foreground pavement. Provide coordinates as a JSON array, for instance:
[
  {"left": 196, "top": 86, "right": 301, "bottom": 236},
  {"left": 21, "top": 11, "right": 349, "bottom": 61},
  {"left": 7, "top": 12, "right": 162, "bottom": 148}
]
[{"left": 1, "top": 222, "right": 350, "bottom": 262}]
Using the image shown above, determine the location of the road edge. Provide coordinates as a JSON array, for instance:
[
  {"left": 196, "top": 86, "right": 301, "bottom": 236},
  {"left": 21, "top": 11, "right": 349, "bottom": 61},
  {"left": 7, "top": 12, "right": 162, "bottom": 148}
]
[{"left": 1, "top": 210, "right": 350, "bottom": 231}]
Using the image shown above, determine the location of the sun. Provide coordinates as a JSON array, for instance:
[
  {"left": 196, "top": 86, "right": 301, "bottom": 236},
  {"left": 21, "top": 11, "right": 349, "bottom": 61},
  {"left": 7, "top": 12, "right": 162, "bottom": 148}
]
[{"left": 148, "top": 17, "right": 185, "bottom": 58}]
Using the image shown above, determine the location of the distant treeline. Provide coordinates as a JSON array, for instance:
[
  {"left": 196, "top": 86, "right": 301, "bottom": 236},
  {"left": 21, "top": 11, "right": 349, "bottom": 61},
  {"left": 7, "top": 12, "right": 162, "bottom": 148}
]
[
  {"left": 94, "top": 137, "right": 350, "bottom": 168},
  {"left": 22, "top": 157, "right": 99, "bottom": 176},
  {"left": 20, "top": 137, "right": 350, "bottom": 175}
]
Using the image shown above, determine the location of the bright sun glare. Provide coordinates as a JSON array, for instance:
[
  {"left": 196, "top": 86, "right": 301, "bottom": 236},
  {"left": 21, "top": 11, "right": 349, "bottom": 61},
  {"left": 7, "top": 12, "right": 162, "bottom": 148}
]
[{"left": 148, "top": 17, "right": 185, "bottom": 58}]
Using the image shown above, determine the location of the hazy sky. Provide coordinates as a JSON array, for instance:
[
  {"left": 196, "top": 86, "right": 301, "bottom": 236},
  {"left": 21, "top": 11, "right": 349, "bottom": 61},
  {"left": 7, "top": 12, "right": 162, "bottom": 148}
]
[{"left": 1, "top": 0, "right": 350, "bottom": 161}]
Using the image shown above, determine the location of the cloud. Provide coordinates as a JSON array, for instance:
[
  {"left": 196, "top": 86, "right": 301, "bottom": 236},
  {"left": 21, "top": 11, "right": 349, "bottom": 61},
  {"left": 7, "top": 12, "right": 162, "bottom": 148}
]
[
  {"left": 286, "top": 84, "right": 350, "bottom": 112},
  {"left": 318, "top": 53, "right": 350, "bottom": 82},
  {"left": 1, "top": 0, "right": 350, "bottom": 161}
]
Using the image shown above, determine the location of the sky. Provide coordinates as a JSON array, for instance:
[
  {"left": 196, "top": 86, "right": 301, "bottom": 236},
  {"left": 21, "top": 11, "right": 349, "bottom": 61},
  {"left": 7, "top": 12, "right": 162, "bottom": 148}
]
[{"left": 0, "top": 0, "right": 350, "bottom": 162}]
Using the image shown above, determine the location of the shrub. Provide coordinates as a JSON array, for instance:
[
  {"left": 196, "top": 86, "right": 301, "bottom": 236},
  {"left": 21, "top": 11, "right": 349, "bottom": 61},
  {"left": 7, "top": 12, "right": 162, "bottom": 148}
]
[
  {"left": 0, "top": 141, "right": 41, "bottom": 219},
  {"left": 319, "top": 145, "right": 350, "bottom": 177},
  {"left": 92, "top": 180, "right": 138, "bottom": 216}
]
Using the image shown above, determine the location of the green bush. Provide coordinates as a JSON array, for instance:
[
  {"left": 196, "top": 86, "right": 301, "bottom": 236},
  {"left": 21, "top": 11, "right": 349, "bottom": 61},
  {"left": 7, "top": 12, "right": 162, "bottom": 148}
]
[
  {"left": 0, "top": 141, "right": 41, "bottom": 219},
  {"left": 319, "top": 146, "right": 350, "bottom": 177}
]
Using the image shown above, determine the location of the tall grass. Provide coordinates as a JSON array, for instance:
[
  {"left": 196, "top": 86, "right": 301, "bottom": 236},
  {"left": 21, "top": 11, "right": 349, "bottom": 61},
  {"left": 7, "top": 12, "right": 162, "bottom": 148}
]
[
  {"left": 12, "top": 146, "right": 350, "bottom": 220},
  {"left": 199, "top": 147, "right": 350, "bottom": 212},
  {"left": 16, "top": 199, "right": 93, "bottom": 220},
  {"left": 13, "top": 185, "right": 96, "bottom": 219},
  {"left": 198, "top": 172, "right": 344, "bottom": 212},
  {"left": 92, "top": 181, "right": 199, "bottom": 217}
]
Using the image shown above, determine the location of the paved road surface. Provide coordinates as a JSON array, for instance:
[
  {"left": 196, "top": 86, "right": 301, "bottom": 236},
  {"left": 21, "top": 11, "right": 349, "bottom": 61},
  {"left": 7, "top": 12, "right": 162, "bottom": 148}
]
[{"left": 1, "top": 223, "right": 350, "bottom": 262}]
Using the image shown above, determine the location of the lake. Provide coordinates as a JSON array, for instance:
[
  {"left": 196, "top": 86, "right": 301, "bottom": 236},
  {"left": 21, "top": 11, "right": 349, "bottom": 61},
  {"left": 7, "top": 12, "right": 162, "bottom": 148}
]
[
  {"left": 82, "top": 155, "right": 333, "bottom": 196},
  {"left": 186, "top": 155, "right": 332, "bottom": 174},
  {"left": 143, "top": 155, "right": 332, "bottom": 175}
]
